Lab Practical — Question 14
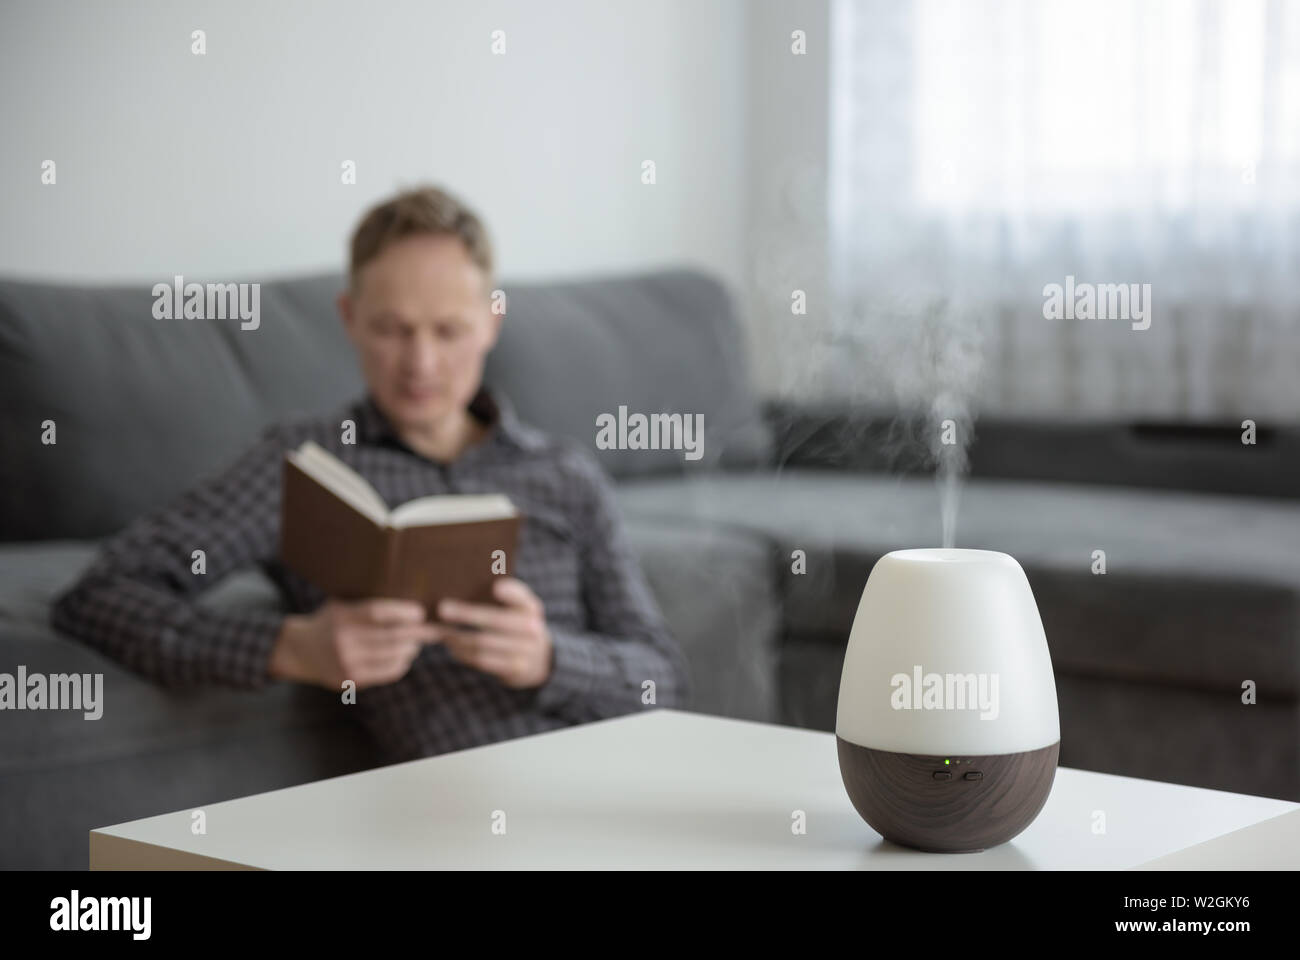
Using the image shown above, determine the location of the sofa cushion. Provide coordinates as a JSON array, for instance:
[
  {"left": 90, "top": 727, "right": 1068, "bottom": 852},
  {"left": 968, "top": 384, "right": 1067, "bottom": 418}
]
[
  {"left": 616, "top": 471, "right": 1300, "bottom": 695},
  {"left": 620, "top": 515, "right": 780, "bottom": 722},
  {"left": 0, "top": 542, "right": 372, "bottom": 774},
  {"left": 0, "top": 268, "right": 771, "bottom": 542},
  {"left": 486, "top": 269, "right": 772, "bottom": 479},
  {"left": 0, "top": 274, "right": 365, "bottom": 541},
  {"left": 3, "top": 717, "right": 377, "bottom": 870},
  {"left": 0, "top": 543, "right": 379, "bottom": 869},
  {"left": 3, "top": 502, "right": 780, "bottom": 773}
]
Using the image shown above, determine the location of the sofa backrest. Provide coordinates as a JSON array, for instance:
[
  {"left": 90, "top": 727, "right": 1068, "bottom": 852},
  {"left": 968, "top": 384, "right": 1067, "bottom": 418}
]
[
  {"left": 0, "top": 268, "right": 770, "bottom": 541},
  {"left": 483, "top": 268, "right": 771, "bottom": 479},
  {"left": 767, "top": 403, "right": 1300, "bottom": 499}
]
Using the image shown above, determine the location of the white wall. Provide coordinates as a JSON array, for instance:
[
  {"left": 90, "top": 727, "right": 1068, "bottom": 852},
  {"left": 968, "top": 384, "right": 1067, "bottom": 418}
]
[
  {"left": 0, "top": 0, "right": 748, "bottom": 290},
  {"left": 743, "top": 0, "right": 832, "bottom": 396}
]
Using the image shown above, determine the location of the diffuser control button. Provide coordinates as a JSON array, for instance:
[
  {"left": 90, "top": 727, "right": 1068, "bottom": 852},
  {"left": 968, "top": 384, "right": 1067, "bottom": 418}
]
[
  {"left": 963, "top": 771, "right": 983, "bottom": 781},
  {"left": 932, "top": 771, "right": 952, "bottom": 781}
]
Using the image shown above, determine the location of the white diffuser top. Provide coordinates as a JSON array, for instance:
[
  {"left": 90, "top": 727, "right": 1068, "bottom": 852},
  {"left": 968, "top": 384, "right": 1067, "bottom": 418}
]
[{"left": 836, "top": 548, "right": 1060, "bottom": 756}]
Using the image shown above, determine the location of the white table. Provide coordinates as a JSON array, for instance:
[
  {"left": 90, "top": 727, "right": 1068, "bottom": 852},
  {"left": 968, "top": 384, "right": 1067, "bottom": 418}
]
[{"left": 89, "top": 709, "right": 1299, "bottom": 869}]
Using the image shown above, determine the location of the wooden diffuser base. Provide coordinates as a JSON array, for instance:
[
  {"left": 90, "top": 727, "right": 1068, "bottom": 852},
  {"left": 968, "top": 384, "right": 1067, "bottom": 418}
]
[{"left": 837, "top": 737, "right": 1059, "bottom": 853}]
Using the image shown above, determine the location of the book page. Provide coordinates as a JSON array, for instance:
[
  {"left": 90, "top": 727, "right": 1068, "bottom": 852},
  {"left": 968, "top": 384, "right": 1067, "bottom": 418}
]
[
  {"left": 287, "top": 441, "right": 389, "bottom": 526},
  {"left": 389, "top": 493, "right": 517, "bottom": 528}
]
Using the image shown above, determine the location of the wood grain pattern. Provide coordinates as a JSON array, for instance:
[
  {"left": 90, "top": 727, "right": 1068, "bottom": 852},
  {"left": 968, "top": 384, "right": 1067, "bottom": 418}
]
[{"left": 837, "top": 738, "right": 1059, "bottom": 852}]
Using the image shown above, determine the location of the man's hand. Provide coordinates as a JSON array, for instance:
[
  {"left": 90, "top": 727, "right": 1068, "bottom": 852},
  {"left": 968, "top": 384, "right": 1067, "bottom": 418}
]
[
  {"left": 435, "top": 577, "right": 553, "bottom": 689},
  {"left": 269, "top": 598, "right": 440, "bottom": 690}
]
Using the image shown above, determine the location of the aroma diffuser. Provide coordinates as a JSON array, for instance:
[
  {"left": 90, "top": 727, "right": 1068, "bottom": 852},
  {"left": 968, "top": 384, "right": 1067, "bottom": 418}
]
[{"left": 836, "top": 548, "right": 1060, "bottom": 852}]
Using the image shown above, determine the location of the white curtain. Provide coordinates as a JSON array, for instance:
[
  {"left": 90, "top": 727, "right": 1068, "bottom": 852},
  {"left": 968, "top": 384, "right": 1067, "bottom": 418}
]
[{"left": 820, "top": 0, "right": 1300, "bottom": 421}]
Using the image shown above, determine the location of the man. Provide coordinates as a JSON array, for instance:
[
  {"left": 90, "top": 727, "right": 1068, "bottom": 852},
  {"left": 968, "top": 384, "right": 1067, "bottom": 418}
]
[{"left": 50, "top": 185, "right": 691, "bottom": 762}]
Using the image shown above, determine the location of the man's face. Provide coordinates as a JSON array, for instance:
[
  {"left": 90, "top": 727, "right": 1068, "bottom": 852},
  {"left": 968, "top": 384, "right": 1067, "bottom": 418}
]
[{"left": 339, "top": 233, "right": 500, "bottom": 432}]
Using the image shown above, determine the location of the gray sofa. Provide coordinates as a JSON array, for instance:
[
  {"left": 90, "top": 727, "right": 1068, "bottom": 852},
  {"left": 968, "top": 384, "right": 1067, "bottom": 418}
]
[{"left": 2, "top": 267, "right": 1297, "bottom": 870}]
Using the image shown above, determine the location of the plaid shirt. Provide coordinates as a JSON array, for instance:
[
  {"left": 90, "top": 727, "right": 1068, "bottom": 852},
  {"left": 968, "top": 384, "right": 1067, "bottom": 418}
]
[{"left": 50, "top": 387, "right": 691, "bottom": 762}]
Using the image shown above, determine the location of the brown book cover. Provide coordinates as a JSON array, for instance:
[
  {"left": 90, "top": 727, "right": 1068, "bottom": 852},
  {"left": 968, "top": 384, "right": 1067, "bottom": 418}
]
[{"left": 279, "top": 449, "right": 522, "bottom": 619}]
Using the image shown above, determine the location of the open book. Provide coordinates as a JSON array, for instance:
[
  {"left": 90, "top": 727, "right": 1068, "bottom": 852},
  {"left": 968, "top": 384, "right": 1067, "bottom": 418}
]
[{"left": 279, "top": 440, "right": 522, "bottom": 617}]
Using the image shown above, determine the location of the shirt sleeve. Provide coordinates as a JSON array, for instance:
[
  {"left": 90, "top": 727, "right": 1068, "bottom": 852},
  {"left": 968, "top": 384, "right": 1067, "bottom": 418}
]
[
  {"left": 532, "top": 449, "right": 693, "bottom": 722},
  {"left": 48, "top": 424, "right": 291, "bottom": 689}
]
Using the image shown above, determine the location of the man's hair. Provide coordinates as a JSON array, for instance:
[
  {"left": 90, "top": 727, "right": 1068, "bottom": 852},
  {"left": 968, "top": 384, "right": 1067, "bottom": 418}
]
[{"left": 348, "top": 185, "right": 494, "bottom": 291}]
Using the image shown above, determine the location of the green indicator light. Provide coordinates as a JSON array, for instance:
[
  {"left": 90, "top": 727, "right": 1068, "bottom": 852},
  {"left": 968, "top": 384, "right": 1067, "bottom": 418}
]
[{"left": 944, "top": 759, "right": 950, "bottom": 765}]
